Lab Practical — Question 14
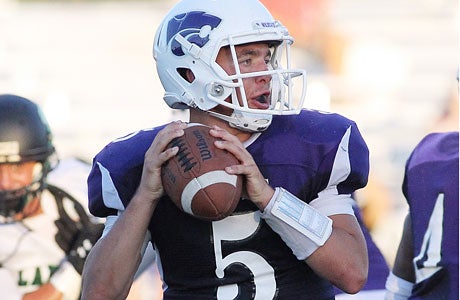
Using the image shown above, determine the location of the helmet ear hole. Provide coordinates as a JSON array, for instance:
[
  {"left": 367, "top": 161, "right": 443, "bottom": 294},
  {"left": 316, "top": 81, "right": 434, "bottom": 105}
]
[{"left": 177, "top": 68, "right": 195, "bottom": 83}]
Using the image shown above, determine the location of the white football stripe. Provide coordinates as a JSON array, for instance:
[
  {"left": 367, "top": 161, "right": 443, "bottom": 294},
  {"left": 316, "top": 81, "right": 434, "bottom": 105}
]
[{"left": 181, "top": 170, "right": 238, "bottom": 215}]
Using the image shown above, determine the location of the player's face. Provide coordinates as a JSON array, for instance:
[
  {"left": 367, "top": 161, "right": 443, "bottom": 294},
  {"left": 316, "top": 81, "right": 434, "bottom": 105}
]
[
  {"left": 0, "top": 161, "right": 36, "bottom": 191},
  {"left": 216, "top": 42, "right": 272, "bottom": 110}
]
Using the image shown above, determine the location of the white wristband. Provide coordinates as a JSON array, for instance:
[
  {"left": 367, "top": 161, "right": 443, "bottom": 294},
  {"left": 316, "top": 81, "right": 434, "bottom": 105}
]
[
  {"left": 385, "top": 271, "right": 413, "bottom": 300},
  {"left": 261, "top": 187, "right": 333, "bottom": 260},
  {"left": 49, "top": 260, "right": 82, "bottom": 300}
]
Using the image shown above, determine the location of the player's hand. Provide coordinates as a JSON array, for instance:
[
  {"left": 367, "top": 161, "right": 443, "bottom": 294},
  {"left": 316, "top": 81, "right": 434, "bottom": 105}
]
[
  {"left": 209, "top": 125, "right": 275, "bottom": 210},
  {"left": 53, "top": 188, "right": 104, "bottom": 274},
  {"left": 137, "top": 120, "right": 187, "bottom": 203},
  {"left": 54, "top": 213, "right": 79, "bottom": 254},
  {"left": 66, "top": 220, "right": 104, "bottom": 274}
]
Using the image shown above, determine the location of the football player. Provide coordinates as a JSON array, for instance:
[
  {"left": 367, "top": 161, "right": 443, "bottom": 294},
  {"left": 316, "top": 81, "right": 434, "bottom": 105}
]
[
  {"left": 0, "top": 94, "right": 103, "bottom": 299},
  {"left": 385, "top": 131, "right": 459, "bottom": 299},
  {"left": 81, "top": 0, "right": 370, "bottom": 299}
]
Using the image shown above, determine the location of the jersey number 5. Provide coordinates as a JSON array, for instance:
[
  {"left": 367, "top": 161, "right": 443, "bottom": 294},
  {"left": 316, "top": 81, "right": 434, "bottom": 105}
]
[{"left": 212, "top": 212, "right": 276, "bottom": 300}]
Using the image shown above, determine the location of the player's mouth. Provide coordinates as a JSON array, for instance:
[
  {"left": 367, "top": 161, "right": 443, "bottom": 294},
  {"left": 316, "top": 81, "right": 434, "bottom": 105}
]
[{"left": 251, "top": 93, "right": 270, "bottom": 109}]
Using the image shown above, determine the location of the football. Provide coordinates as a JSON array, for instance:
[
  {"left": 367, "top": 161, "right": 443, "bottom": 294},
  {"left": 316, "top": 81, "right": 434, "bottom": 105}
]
[{"left": 161, "top": 123, "right": 242, "bottom": 221}]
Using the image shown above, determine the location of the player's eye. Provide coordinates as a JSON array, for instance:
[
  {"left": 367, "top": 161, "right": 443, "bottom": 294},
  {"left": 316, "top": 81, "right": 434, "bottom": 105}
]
[{"left": 239, "top": 58, "right": 251, "bottom": 66}]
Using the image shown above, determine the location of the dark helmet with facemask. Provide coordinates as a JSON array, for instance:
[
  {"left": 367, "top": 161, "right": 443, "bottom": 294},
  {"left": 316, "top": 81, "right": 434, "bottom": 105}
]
[{"left": 0, "top": 94, "right": 56, "bottom": 222}]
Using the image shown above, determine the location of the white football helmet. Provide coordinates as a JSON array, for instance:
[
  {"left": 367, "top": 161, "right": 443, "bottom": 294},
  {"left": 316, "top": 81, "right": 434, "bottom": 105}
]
[{"left": 153, "top": 0, "right": 306, "bottom": 132}]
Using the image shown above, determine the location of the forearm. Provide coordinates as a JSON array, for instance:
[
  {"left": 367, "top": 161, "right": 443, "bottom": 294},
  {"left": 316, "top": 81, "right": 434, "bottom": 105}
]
[
  {"left": 81, "top": 191, "right": 158, "bottom": 299},
  {"left": 21, "top": 260, "right": 81, "bottom": 300},
  {"left": 385, "top": 214, "right": 415, "bottom": 299},
  {"left": 306, "top": 214, "right": 368, "bottom": 294},
  {"left": 23, "top": 283, "right": 62, "bottom": 300},
  {"left": 1, "top": 268, "right": 64, "bottom": 300},
  {"left": 391, "top": 214, "right": 415, "bottom": 282},
  {"left": 260, "top": 188, "right": 368, "bottom": 293}
]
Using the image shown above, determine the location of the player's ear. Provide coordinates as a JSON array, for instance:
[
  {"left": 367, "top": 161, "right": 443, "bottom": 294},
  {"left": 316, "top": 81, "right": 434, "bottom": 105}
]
[{"left": 185, "top": 69, "right": 195, "bottom": 82}]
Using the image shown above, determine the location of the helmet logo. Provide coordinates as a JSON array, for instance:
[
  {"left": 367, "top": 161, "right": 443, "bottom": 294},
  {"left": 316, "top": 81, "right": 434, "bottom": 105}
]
[{"left": 167, "top": 11, "right": 221, "bottom": 56}]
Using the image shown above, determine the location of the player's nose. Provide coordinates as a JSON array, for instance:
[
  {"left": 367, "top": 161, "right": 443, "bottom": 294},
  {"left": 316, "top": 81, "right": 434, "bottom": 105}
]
[{"left": 255, "top": 65, "right": 271, "bottom": 84}]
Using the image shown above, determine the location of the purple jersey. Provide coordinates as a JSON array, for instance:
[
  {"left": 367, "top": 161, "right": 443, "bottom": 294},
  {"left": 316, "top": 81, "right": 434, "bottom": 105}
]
[
  {"left": 88, "top": 109, "right": 370, "bottom": 300},
  {"left": 403, "top": 132, "right": 459, "bottom": 299}
]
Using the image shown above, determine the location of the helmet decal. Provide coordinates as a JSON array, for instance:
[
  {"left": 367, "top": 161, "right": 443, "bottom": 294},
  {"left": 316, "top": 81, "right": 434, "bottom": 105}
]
[{"left": 167, "top": 11, "right": 222, "bottom": 56}]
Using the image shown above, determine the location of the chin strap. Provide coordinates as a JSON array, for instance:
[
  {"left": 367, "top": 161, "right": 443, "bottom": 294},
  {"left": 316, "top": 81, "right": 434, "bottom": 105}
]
[{"left": 207, "top": 110, "right": 272, "bottom": 132}]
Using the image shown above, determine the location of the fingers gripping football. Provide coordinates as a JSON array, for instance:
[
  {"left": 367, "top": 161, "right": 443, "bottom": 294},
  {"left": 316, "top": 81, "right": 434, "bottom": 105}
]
[
  {"left": 210, "top": 125, "right": 275, "bottom": 210},
  {"left": 140, "top": 121, "right": 186, "bottom": 202},
  {"left": 161, "top": 124, "right": 242, "bottom": 221}
]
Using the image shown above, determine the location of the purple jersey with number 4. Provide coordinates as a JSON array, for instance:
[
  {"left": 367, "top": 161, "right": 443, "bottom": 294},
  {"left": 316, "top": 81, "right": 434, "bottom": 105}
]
[
  {"left": 88, "top": 109, "right": 370, "bottom": 300},
  {"left": 403, "top": 131, "right": 459, "bottom": 299}
]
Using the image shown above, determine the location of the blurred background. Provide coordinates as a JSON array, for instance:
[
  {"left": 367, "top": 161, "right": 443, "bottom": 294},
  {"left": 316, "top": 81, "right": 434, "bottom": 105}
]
[{"left": 0, "top": 0, "right": 458, "bottom": 298}]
